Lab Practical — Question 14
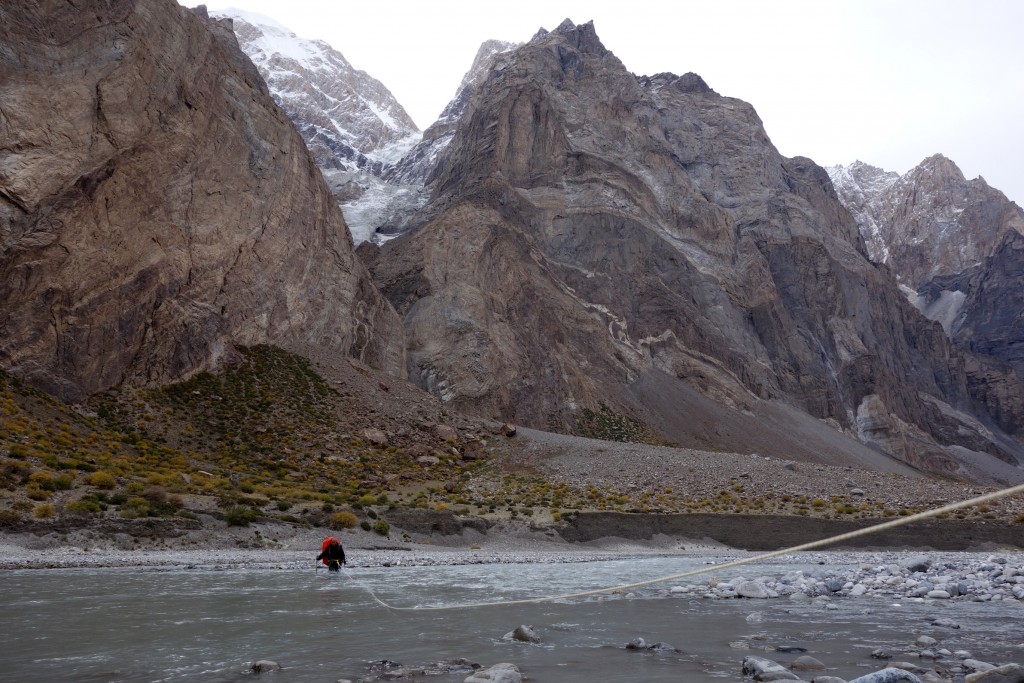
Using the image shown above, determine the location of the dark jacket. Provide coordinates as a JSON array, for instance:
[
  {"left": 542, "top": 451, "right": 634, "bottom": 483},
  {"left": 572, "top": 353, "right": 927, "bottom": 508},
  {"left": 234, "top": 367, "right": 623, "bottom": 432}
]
[{"left": 317, "top": 539, "right": 346, "bottom": 565}]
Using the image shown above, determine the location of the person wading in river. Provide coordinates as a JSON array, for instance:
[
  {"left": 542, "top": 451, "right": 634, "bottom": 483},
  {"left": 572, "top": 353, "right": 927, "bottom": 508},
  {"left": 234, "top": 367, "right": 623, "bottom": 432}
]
[{"left": 317, "top": 536, "right": 346, "bottom": 571}]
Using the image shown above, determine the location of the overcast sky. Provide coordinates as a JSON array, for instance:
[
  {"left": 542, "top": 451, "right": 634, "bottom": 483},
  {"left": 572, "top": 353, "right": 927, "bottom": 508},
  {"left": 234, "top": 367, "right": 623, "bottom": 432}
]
[{"left": 196, "top": 0, "right": 1024, "bottom": 204}]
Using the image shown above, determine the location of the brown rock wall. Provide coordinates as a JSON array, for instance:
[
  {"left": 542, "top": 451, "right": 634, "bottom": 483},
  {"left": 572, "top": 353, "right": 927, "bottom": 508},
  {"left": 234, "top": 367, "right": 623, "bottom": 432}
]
[{"left": 0, "top": 0, "right": 404, "bottom": 400}]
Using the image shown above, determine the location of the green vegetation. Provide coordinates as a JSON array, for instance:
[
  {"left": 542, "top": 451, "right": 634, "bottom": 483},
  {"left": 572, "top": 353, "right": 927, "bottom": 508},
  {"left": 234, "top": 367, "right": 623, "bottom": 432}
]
[
  {"left": 0, "top": 346, "right": 488, "bottom": 524},
  {"left": 573, "top": 403, "right": 648, "bottom": 443},
  {"left": 1, "top": 349, "right": 1020, "bottom": 527},
  {"left": 225, "top": 506, "right": 260, "bottom": 527},
  {"left": 330, "top": 511, "right": 358, "bottom": 529}
]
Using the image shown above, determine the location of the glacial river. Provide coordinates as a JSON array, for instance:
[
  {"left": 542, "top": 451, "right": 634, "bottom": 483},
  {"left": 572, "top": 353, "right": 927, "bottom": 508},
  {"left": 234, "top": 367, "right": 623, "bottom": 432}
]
[{"left": 2, "top": 556, "right": 1021, "bottom": 682}]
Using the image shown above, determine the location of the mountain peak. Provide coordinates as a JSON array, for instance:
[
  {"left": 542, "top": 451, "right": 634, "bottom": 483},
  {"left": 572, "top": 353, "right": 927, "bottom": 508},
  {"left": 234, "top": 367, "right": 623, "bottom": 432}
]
[
  {"left": 553, "top": 18, "right": 577, "bottom": 33},
  {"left": 532, "top": 18, "right": 608, "bottom": 56}
]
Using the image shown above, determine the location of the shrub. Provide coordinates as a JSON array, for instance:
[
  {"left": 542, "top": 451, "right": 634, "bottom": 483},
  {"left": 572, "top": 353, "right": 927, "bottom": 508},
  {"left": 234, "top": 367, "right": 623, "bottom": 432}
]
[
  {"left": 120, "top": 497, "right": 151, "bottom": 518},
  {"left": 372, "top": 519, "right": 389, "bottom": 536},
  {"left": 67, "top": 498, "right": 103, "bottom": 515},
  {"left": 28, "top": 471, "right": 54, "bottom": 489},
  {"left": 33, "top": 503, "right": 56, "bottom": 519},
  {"left": 52, "top": 474, "right": 74, "bottom": 490},
  {"left": 330, "top": 511, "right": 358, "bottom": 529},
  {"left": 360, "top": 520, "right": 371, "bottom": 531},
  {"left": 26, "top": 484, "right": 50, "bottom": 501},
  {"left": 225, "top": 505, "right": 259, "bottom": 527},
  {"left": 88, "top": 471, "right": 117, "bottom": 489},
  {"left": 0, "top": 509, "right": 22, "bottom": 527}
]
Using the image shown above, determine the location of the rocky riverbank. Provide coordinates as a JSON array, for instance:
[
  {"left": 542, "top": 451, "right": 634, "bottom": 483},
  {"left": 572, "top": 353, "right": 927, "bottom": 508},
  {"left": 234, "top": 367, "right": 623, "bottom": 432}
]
[{"left": 3, "top": 540, "right": 1022, "bottom": 683}]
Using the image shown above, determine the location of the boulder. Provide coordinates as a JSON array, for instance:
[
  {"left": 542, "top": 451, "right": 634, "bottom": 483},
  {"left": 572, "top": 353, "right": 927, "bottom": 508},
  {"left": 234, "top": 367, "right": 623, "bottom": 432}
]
[
  {"left": 847, "top": 670, "right": 923, "bottom": 683},
  {"left": 735, "top": 580, "right": 772, "bottom": 599},
  {"left": 404, "top": 443, "right": 432, "bottom": 459},
  {"left": 250, "top": 660, "right": 282, "bottom": 673},
  {"left": 964, "top": 660, "right": 998, "bottom": 674},
  {"left": 743, "top": 656, "right": 801, "bottom": 681},
  {"left": 790, "top": 656, "right": 827, "bottom": 671},
  {"left": 966, "top": 664, "right": 1024, "bottom": 683},
  {"left": 465, "top": 663, "right": 522, "bottom": 683},
  {"left": 505, "top": 625, "right": 541, "bottom": 644},
  {"left": 930, "top": 618, "right": 961, "bottom": 629},
  {"left": 625, "top": 637, "right": 679, "bottom": 653},
  {"left": 902, "top": 556, "right": 933, "bottom": 573},
  {"left": 362, "top": 428, "right": 389, "bottom": 447},
  {"left": 434, "top": 423, "right": 459, "bottom": 442}
]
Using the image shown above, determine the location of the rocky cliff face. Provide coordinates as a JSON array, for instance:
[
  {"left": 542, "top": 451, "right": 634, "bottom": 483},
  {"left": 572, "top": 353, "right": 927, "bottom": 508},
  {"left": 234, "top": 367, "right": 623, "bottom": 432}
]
[
  {"left": 364, "top": 20, "right": 1024, "bottom": 475},
  {"left": 344, "top": 39, "right": 520, "bottom": 244},
  {"left": 220, "top": 9, "right": 420, "bottom": 177},
  {"left": 830, "top": 156, "right": 1024, "bottom": 422},
  {"left": 0, "top": 0, "right": 404, "bottom": 402},
  {"left": 385, "top": 39, "right": 518, "bottom": 188},
  {"left": 920, "top": 230, "right": 1024, "bottom": 377},
  {"left": 828, "top": 156, "right": 1024, "bottom": 288},
  {"left": 218, "top": 10, "right": 425, "bottom": 245}
]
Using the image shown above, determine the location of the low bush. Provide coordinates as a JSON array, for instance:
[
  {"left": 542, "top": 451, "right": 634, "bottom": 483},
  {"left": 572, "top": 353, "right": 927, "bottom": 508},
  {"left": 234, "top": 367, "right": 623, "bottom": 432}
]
[
  {"left": 119, "top": 496, "right": 150, "bottom": 518},
  {"left": 330, "top": 511, "right": 358, "bottom": 529},
  {"left": 372, "top": 519, "right": 389, "bottom": 536},
  {"left": 0, "top": 509, "right": 22, "bottom": 527},
  {"left": 88, "top": 471, "right": 117, "bottom": 489},
  {"left": 67, "top": 498, "right": 103, "bottom": 515},
  {"left": 225, "top": 505, "right": 259, "bottom": 527},
  {"left": 33, "top": 503, "right": 56, "bottom": 519}
]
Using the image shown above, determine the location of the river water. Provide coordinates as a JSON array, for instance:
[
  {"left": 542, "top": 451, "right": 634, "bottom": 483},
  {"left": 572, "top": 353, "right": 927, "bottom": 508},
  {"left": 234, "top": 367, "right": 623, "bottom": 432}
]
[{"left": 2, "top": 556, "right": 1021, "bottom": 682}]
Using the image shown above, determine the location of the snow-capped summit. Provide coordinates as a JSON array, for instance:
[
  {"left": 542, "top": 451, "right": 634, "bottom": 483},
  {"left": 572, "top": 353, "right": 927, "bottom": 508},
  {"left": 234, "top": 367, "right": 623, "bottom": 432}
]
[
  {"left": 218, "top": 8, "right": 420, "bottom": 176},
  {"left": 828, "top": 155, "right": 1023, "bottom": 288}
]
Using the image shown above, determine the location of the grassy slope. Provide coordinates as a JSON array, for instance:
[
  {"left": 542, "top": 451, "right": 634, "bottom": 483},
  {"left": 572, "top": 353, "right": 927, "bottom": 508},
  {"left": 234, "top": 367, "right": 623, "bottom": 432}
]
[{"left": 1, "top": 346, "right": 1020, "bottom": 537}]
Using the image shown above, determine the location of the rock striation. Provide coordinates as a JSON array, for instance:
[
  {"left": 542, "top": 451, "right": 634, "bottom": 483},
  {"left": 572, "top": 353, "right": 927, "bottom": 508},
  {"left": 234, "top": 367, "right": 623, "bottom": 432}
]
[
  {"left": 0, "top": 0, "right": 404, "bottom": 401},
  {"left": 364, "top": 20, "right": 1024, "bottom": 475}
]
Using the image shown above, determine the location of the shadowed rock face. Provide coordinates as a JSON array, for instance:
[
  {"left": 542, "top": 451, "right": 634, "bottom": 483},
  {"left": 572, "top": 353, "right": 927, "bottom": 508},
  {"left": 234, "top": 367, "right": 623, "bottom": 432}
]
[
  {"left": 922, "top": 230, "right": 1024, "bottom": 381},
  {"left": 365, "top": 20, "right": 1024, "bottom": 472},
  {"left": 0, "top": 0, "right": 404, "bottom": 401}
]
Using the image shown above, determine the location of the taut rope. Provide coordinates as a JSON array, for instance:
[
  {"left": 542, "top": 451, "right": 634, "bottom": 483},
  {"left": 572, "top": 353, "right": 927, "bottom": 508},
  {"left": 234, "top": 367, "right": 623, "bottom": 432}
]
[{"left": 342, "top": 482, "right": 1024, "bottom": 611}]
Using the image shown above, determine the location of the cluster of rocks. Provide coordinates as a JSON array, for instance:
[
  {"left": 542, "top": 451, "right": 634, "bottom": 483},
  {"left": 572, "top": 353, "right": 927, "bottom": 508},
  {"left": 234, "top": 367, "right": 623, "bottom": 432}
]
[
  {"left": 667, "top": 555, "right": 1024, "bottom": 604},
  {"left": 741, "top": 651, "right": 1024, "bottom": 683},
  {"left": 246, "top": 657, "right": 524, "bottom": 683}
]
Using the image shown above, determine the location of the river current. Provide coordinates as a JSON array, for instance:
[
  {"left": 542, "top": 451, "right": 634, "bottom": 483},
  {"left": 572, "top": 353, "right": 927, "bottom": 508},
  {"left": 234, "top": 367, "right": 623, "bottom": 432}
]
[{"left": 2, "top": 556, "right": 1021, "bottom": 682}]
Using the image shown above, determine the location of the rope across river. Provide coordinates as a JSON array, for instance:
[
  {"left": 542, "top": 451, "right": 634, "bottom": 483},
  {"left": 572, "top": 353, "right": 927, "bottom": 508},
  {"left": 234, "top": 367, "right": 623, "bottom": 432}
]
[{"left": 342, "top": 481, "right": 1024, "bottom": 611}]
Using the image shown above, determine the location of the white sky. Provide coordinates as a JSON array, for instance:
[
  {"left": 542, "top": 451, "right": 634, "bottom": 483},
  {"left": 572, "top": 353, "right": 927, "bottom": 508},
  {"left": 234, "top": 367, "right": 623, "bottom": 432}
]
[{"left": 194, "top": 0, "right": 1024, "bottom": 205}]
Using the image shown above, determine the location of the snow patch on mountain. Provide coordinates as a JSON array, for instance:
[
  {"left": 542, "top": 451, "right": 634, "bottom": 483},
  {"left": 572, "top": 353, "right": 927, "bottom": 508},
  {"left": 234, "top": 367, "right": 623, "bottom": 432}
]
[
  {"left": 827, "top": 161, "right": 899, "bottom": 265},
  {"left": 218, "top": 8, "right": 419, "bottom": 175}
]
